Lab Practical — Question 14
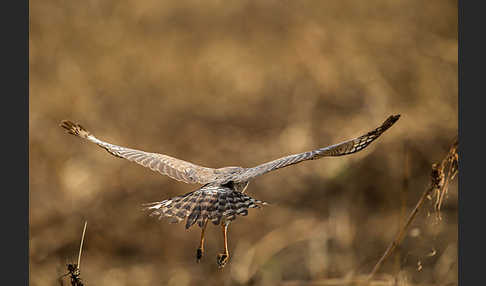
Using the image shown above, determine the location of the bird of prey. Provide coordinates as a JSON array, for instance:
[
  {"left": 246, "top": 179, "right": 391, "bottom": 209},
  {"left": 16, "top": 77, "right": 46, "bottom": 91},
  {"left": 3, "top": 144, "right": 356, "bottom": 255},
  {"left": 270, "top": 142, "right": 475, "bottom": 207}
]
[{"left": 60, "top": 114, "right": 400, "bottom": 268}]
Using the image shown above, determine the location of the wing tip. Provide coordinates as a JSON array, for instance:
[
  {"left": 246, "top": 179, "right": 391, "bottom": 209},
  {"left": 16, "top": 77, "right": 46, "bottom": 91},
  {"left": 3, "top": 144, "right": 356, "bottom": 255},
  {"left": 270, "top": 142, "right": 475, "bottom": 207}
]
[
  {"left": 381, "top": 114, "right": 401, "bottom": 130},
  {"left": 60, "top": 120, "right": 91, "bottom": 138}
]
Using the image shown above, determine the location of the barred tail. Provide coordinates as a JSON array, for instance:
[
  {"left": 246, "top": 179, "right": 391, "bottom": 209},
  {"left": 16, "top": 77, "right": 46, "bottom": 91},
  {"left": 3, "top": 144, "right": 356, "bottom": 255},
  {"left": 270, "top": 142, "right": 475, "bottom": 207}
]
[{"left": 143, "top": 187, "right": 268, "bottom": 229}]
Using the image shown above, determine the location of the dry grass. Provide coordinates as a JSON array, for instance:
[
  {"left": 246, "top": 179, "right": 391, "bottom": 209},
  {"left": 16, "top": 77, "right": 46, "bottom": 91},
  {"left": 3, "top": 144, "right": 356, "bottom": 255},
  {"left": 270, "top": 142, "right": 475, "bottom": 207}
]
[
  {"left": 58, "top": 221, "right": 87, "bottom": 286},
  {"left": 366, "top": 137, "right": 458, "bottom": 284},
  {"left": 30, "top": 1, "right": 457, "bottom": 285}
]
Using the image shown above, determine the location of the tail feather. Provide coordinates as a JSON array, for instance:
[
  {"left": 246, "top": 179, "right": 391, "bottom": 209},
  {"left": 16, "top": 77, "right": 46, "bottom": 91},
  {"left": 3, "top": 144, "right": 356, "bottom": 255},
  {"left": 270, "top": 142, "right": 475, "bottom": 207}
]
[{"left": 143, "top": 187, "right": 268, "bottom": 229}]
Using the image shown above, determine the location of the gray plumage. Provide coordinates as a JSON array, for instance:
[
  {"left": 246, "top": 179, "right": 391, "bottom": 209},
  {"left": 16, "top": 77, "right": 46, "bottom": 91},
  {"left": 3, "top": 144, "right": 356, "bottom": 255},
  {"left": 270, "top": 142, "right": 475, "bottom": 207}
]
[{"left": 60, "top": 114, "right": 399, "bottom": 229}]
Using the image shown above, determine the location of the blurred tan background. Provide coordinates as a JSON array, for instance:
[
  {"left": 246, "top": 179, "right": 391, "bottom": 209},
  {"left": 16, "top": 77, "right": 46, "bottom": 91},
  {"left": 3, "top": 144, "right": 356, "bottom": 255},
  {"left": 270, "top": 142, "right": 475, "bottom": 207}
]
[{"left": 29, "top": 0, "right": 457, "bottom": 285}]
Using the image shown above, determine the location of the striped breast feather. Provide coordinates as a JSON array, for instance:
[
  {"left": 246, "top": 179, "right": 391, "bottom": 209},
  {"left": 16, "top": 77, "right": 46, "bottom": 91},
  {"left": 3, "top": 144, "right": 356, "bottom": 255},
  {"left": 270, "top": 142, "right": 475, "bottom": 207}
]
[{"left": 143, "top": 186, "right": 268, "bottom": 229}]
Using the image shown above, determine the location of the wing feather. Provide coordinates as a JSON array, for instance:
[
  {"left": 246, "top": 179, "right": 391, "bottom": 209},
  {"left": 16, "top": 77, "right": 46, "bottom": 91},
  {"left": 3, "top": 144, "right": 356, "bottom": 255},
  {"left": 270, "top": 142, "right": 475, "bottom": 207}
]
[
  {"left": 60, "top": 120, "right": 219, "bottom": 184},
  {"left": 234, "top": 114, "right": 400, "bottom": 182}
]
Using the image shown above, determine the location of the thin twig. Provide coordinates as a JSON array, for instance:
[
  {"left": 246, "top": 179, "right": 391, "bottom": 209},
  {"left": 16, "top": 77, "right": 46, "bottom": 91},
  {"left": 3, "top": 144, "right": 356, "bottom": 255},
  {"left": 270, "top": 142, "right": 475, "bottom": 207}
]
[
  {"left": 77, "top": 221, "right": 88, "bottom": 269},
  {"left": 365, "top": 137, "right": 458, "bottom": 283},
  {"left": 366, "top": 185, "right": 434, "bottom": 281}
]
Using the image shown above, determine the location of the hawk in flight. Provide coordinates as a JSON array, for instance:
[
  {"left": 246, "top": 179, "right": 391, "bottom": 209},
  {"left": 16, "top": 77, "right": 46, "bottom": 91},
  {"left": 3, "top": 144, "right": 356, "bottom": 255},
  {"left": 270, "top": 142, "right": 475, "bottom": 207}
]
[{"left": 60, "top": 114, "right": 400, "bottom": 268}]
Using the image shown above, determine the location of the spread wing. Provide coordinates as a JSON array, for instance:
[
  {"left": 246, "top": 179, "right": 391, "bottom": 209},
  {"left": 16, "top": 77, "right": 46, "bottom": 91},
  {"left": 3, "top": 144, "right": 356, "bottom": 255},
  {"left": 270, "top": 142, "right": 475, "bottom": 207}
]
[
  {"left": 234, "top": 114, "right": 400, "bottom": 182},
  {"left": 60, "top": 120, "right": 219, "bottom": 184}
]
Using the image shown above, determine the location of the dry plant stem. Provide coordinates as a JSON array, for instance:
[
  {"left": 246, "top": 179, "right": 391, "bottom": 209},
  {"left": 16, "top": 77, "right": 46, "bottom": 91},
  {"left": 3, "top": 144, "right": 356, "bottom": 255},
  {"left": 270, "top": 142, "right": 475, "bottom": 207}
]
[
  {"left": 77, "top": 221, "right": 88, "bottom": 269},
  {"left": 366, "top": 185, "right": 434, "bottom": 282},
  {"left": 366, "top": 138, "right": 457, "bottom": 283},
  {"left": 435, "top": 140, "right": 457, "bottom": 212}
]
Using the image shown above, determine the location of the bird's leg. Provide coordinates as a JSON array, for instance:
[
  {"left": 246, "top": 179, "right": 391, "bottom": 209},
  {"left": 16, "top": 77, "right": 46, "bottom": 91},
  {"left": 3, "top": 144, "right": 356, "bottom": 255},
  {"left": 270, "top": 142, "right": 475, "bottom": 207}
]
[
  {"left": 196, "top": 220, "right": 208, "bottom": 263},
  {"left": 217, "top": 222, "right": 230, "bottom": 268}
]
